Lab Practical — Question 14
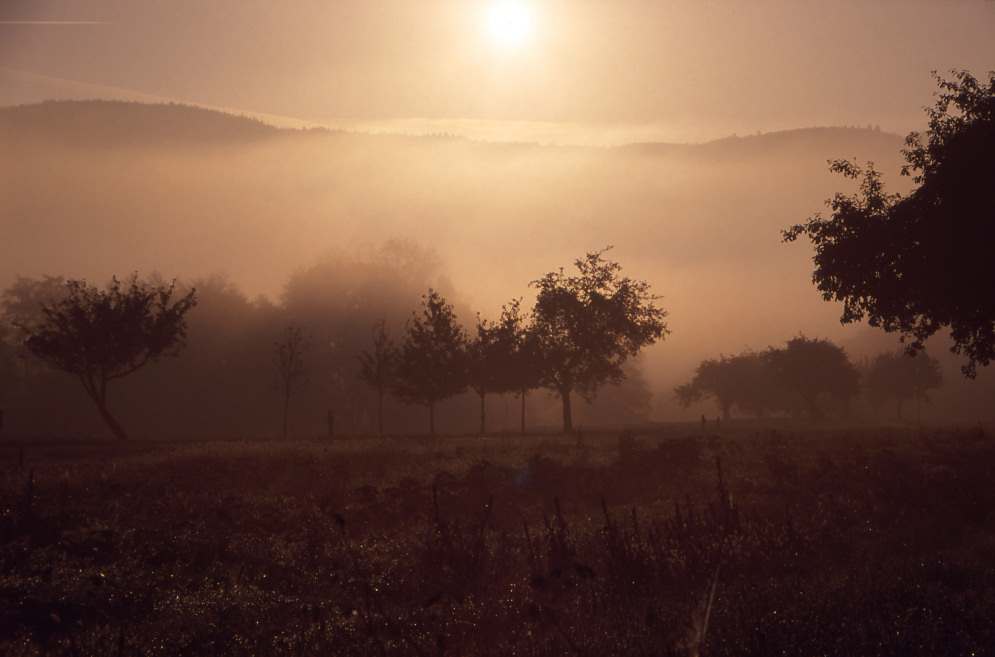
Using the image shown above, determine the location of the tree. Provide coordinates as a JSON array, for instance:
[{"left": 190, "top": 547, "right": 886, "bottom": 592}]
[
  {"left": 764, "top": 336, "right": 860, "bottom": 420},
  {"left": 14, "top": 275, "right": 197, "bottom": 441},
  {"left": 675, "top": 352, "right": 780, "bottom": 421},
  {"left": 784, "top": 70, "right": 995, "bottom": 377},
  {"left": 469, "top": 315, "right": 503, "bottom": 436},
  {"left": 393, "top": 289, "right": 469, "bottom": 436},
  {"left": 357, "top": 318, "right": 397, "bottom": 437},
  {"left": 864, "top": 350, "right": 943, "bottom": 423},
  {"left": 469, "top": 299, "right": 542, "bottom": 435},
  {"left": 503, "top": 300, "right": 543, "bottom": 434},
  {"left": 530, "top": 249, "right": 669, "bottom": 433},
  {"left": 274, "top": 324, "right": 310, "bottom": 438}
]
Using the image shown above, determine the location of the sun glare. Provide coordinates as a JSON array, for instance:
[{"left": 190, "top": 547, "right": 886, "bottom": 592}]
[{"left": 485, "top": 0, "right": 533, "bottom": 49}]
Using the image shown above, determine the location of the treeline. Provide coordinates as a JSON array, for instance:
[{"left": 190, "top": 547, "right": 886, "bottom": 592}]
[
  {"left": 0, "top": 245, "right": 664, "bottom": 441},
  {"left": 675, "top": 335, "right": 944, "bottom": 423}
]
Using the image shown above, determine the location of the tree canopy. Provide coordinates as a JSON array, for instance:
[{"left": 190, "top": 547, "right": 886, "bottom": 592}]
[
  {"left": 784, "top": 70, "right": 995, "bottom": 377},
  {"left": 675, "top": 352, "right": 780, "bottom": 421},
  {"left": 764, "top": 336, "right": 860, "bottom": 420},
  {"left": 531, "top": 249, "right": 668, "bottom": 432},
  {"left": 864, "top": 350, "right": 943, "bottom": 422},
  {"left": 468, "top": 298, "right": 543, "bottom": 435},
  {"left": 14, "top": 275, "right": 197, "bottom": 441},
  {"left": 393, "top": 289, "right": 469, "bottom": 435}
]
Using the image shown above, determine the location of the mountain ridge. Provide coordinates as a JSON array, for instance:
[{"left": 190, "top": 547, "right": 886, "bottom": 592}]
[{"left": 0, "top": 99, "right": 905, "bottom": 154}]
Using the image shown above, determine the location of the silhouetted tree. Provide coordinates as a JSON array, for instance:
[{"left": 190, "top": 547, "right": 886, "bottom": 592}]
[
  {"left": 357, "top": 318, "right": 397, "bottom": 437},
  {"left": 784, "top": 70, "right": 995, "bottom": 377},
  {"left": 764, "top": 336, "right": 860, "bottom": 420},
  {"left": 274, "top": 324, "right": 310, "bottom": 438},
  {"left": 675, "top": 352, "right": 780, "bottom": 421},
  {"left": 531, "top": 249, "right": 669, "bottom": 433},
  {"left": 393, "top": 289, "right": 469, "bottom": 436},
  {"left": 14, "top": 275, "right": 196, "bottom": 441},
  {"left": 469, "top": 315, "right": 502, "bottom": 436},
  {"left": 864, "top": 350, "right": 943, "bottom": 423},
  {"left": 503, "top": 300, "right": 544, "bottom": 434},
  {"left": 469, "top": 299, "right": 541, "bottom": 435}
]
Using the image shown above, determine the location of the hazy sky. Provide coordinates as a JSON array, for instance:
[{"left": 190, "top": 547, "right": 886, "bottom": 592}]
[{"left": 2, "top": 0, "right": 993, "bottom": 143}]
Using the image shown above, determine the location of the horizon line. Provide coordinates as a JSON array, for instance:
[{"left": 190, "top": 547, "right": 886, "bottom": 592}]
[{"left": 0, "top": 21, "right": 112, "bottom": 25}]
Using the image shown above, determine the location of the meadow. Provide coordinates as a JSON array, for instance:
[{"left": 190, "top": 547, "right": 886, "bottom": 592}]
[{"left": 1, "top": 423, "right": 993, "bottom": 656}]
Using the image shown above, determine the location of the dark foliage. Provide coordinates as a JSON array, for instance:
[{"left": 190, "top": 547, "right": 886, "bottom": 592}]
[
  {"left": 784, "top": 70, "right": 995, "bottom": 377},
  {"left": 675, "top": 352, "right": 781, "bottom": 421},
  {"left": 393, "top": 290, "right": 470, "bottom": 436},
  {"left": 9, "top": 276, "right": 197, "bottom": 441},
  {"left": 469, "top": 299, "right": 542, "bottom": 435},
  {"left": 531, "top": 249, "right": 669, "bottom": 432},
  {"left": 864, "top": 350, "right": 943, "bottom": 422},
  {"left": 764, "top": 335, "right": 860, "bottom": 420}
]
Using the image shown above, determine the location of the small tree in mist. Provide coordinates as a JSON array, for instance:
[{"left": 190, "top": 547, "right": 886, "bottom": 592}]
[
  {"left": 764, "top": 335, "right": 860, "bottom": 420},
  {"left": 469, "top": 315, "right": 501, "bottom": 436},
  {"left": 531, "top": 249, "right": 669, "bottom": 433},
  {"left": 14, "top": 275, "right": 196, "bottom": 441},
  {"left": 274, "top": 323, "right": 310, "bottom": 438},
  {"left": 469, "top": 299, "right": 541, "bottom": 435},
  {"left": 393, "top": 289, "right": 469, "bottom": 436},
  {"left": 675, "top": 352, "right": 780, "bottom": 421},
  {"left": 503, "top": 299, "right": 543, "bottom": 434},
  {"left": 357, "top": 318, "right": 397, "bottom": 437},
  {"left": 864, "top": 350, "right": 943, "bottom": 423}
]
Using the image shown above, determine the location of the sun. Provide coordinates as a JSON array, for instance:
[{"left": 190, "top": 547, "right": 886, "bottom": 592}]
[{"left": 484, "top": 0, "right": 534, "bottom": 49}]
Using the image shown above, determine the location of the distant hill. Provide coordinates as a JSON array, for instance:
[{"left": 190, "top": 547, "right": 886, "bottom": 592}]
[
  {"left": 619, "top": 126, "right": 905, "bottom": 160},
  {"left": 0, "top": 100, "right": 301, "bottom": 149},
  {"left": 1, "top": 99, "right": 908, "bottom": 155}
]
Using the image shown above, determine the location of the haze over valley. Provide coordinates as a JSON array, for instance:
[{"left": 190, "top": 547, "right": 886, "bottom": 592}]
[{"left": 4, "top": 100, "right": 991, "bottom": 430}]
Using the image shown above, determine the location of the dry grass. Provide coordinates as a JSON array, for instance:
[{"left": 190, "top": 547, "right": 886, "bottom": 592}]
[{"left": 1, "top": 425, "right": 993, "bottom": 655}]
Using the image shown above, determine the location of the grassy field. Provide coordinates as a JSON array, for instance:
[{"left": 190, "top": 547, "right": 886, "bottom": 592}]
[{"left": 1, "top": 424, "right": 994, "bottom": 656}]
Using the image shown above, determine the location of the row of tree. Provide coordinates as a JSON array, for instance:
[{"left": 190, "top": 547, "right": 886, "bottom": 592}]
[
  {"left": 0, "top": 248, "right": 668, "bottom": 440},
  {"left": 353, "top": 250, "right": 668, "bottom": 436},
  {"left": 675, "top": 335, "right": 943, "bottom": 423}
]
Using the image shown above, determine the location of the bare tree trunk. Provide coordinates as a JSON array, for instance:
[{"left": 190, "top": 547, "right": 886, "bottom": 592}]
[
  {"left": 81, "top": 376, "right": 130, "bottom": 441},
  {"left": 377, "top": 387, "right": 384, "bottom": 437},
  {"left": 95, "top": 399, "right": 130, "bottom": 442},
  {"left": 282, "top": 389, "right": 290, "bottom": 438},
  {"left": 479, "top": 392, "right": 487, "bottom": 435},
  {"left": 520, "top": 387, "right": 527, "bottom": 435},
  {"left": 428, "top": 402, "right": 436, "bottom": 437},
  {"left": 561, "top": 387, "right": 573, "bottom": 434}
]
